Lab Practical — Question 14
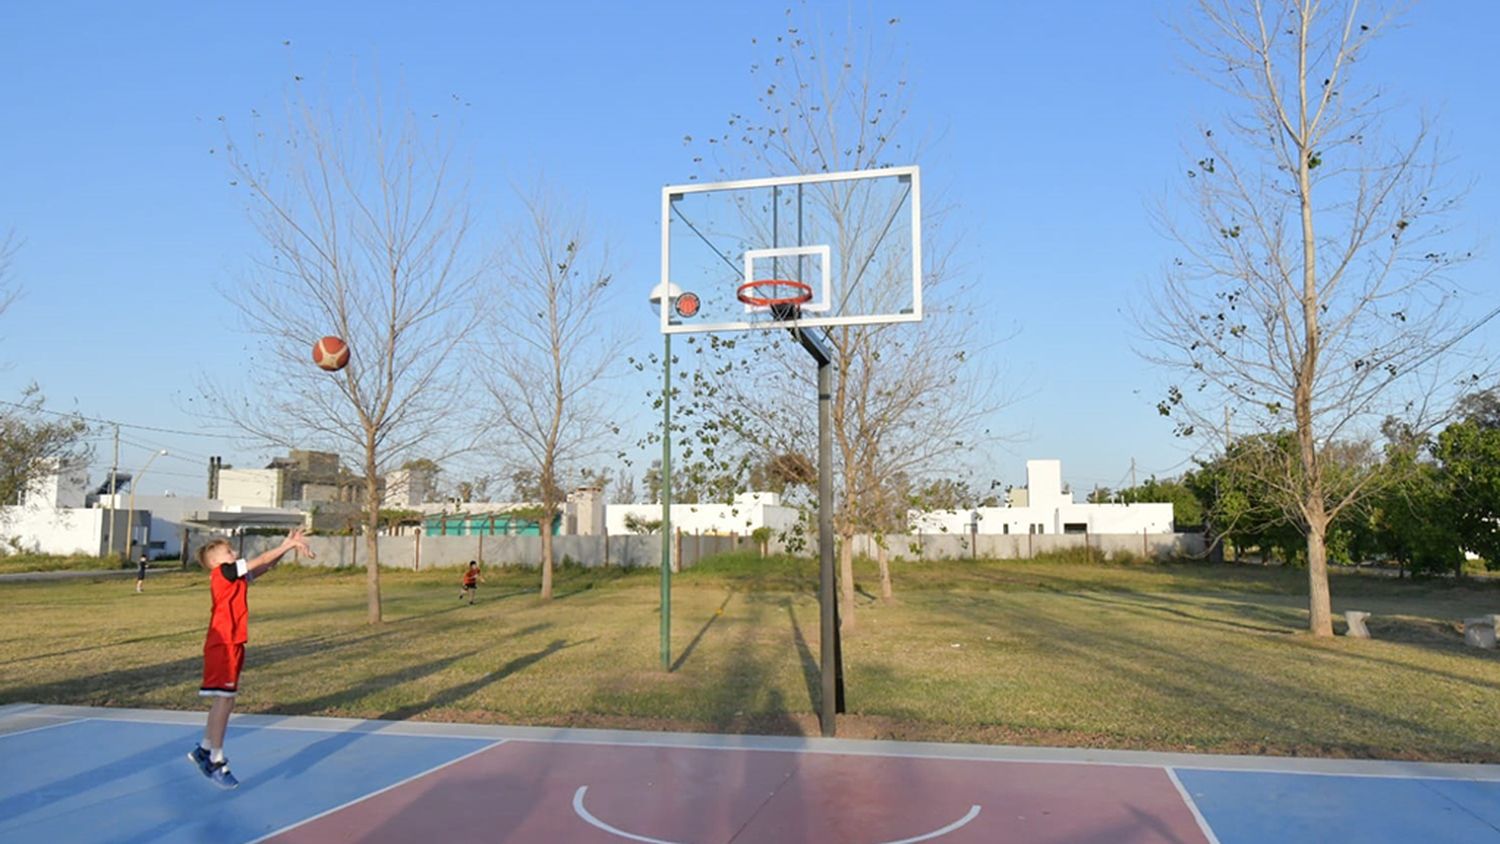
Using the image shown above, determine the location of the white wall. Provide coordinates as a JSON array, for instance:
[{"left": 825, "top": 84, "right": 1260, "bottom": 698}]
[
  {"left": 909, "top": 501, "right": 1174, "bottom": 536},
  {"left": 607, "top": 493, "right": 801, "bottom": 536},
  {"left": 218, "top": 469, "right": 283, "bottom": 508},
  {"left": 907, "top": 459, "right": 1177, "bottom": 535},
  {"left": 566, "top": 487, "right": 606, "bottom": 536},
  {"left": 1024, "top": 459, "right": 1068, "bottom": 511},
  {"left": 18, "top": 467, "right": 89, "bottom": 508},
  {"left": 0, "top": 506, "right": 129, "bottom": 556},
  {"left": 1059, "top": 502, "right": 1175, "bottom": 534},
  {"left": 383, "top": 468, "right": 433, "bottom": 508}
]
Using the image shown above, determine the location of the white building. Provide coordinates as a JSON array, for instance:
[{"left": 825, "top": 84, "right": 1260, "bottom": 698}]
[
  {"left": 0, "top": 467, "right": 129, "bottom": 557},
  {"left": 383, "top": 468, "right": 436, "bottom": 508},
  {"left": 98, "top": 492, "right": 306, "bottom": 559},
  {"left": 217, "top": 468, "right": 285, "bottom": 508},
  {"left": 909, "top": 459, "right": 1175, "bottom": 535},
  {"left": 607, "top": 492, "right": 801, "bottom": 536}
]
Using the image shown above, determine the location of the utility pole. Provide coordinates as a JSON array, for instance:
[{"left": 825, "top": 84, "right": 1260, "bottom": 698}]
[
  {"left": 106, "top": 424, "right": 119, "bottom": 558},
  {"left": 1130, "top": 457, "right": 1137, "bottom": 491}
]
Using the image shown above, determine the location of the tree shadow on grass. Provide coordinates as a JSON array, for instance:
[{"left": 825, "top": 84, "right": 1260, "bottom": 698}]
[
  {"left": 670, "top": 590, "right": 735, "bottom": 672},
  {"left": 2, "top": 625, "right": 430, "bottom": 706},
  {"left": 1068, "top": 591, "right": 1296, "bottom": 636},
  {"left": 930, "top": 596, "right": 1500, "bottom": 759},
  {"left": 275, "top": 648, "right": 485, "bottom": 717},
  {"left": 0, "top": 627, "right": 202, "bottom": 669},
  {"left": 379, "top": 636, "right": 594, "bottom": 721}
]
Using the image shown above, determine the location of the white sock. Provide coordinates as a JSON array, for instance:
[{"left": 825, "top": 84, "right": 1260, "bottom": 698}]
[
  {"left": 211, "top": 747, "right": 225, "bottom": 764},
  {"left": 200, "top": 740, "right": 212, "bottom": 752}
]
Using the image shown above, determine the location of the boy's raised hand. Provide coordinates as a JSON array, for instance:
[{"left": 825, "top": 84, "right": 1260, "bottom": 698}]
[{"left": 283, "top": 527, "right": 316, "bottom": 559}]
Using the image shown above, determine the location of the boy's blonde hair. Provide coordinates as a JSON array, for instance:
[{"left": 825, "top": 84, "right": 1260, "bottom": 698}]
[{"left": 196, "top": 538, "right": 233, "bottom": 570}]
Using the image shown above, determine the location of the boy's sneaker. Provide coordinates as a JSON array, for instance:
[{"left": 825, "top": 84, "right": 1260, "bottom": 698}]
[
  {"left": 187, "top": 746, "right": 213, "bottom": 779},
  {"left": 208, "top": 759, "right": 239, "bottom": 789}
]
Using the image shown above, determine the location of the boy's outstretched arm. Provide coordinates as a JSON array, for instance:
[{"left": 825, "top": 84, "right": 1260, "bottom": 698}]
[{"left": 247, "top": 527, "right": 315, "bottom": 579}]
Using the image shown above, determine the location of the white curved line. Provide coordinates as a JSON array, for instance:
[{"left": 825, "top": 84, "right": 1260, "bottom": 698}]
[
  {"left": 873, "top": 804, "right": 983, "bottom": 844},
  {"left": 573, "top": 786, "right": 691, "bottom": 844},
  {"left": 572, "top": 785, "right": 979, "bottom": 844}
]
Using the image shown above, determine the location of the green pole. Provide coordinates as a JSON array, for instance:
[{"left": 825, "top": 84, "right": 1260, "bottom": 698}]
[{"left": 660, "top": 331, "right": 672, "bottom": 670}]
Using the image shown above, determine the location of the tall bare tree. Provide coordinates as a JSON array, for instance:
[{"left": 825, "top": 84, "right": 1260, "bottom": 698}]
[
  {"left": 0, "top": 230, "right": 19, "bottom": 323},
  {"left": 687, "top": 12, "right": 1006, "bottom": 629},
  {"left": 481, "top": 189, "right": 621, "bottom": 599},
  {"left": 209, "top": 88, "right": 482, "bottom": 623},
  {"left": 1145, "top": 0, "right": 1490, "bottom": 636}
]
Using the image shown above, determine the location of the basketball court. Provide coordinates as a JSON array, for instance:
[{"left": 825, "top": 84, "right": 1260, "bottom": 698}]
[{"left": 3, "top": 703, "right": 1498, "bottom": 843}]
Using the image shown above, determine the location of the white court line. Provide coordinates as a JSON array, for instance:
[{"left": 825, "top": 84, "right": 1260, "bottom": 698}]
[
  {"left": 244, "top": 739, "right": 506, "bottom": 844},
  {"left": 12, "top": 704, "right": 1500, "bottom": 783},
  {"left": 1166, "top": 768, "right": 1223, "bottom": 844},
  {"left": 573, "top": 787, "right": 687, "bottom": 844},
  {"left": 504, "top": 735, "right": 1500, "bottom": 783},
  {"left": 32, "top": 711, "right": 500, "bottom": 742},
  {"left": 573, "top": 786, "right": 981, "bottom": 844},
  {"left": 0, "top": 717, "right": 92, "bottom": 741},
  {"left": 873, "top": 804, "right": 982, "bottom": 844}
]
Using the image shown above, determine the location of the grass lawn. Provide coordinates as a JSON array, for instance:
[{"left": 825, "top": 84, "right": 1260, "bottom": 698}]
[
  {"left": 1, "top": 554, "right": 1496, "bottom": 762},
  {"left": 0, "top": 553, "right": 136, "bottom": 575}
]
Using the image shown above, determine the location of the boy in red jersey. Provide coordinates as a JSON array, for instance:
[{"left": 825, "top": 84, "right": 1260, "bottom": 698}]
[
  {"left": 187, "top": 527, "right": 313, "bottom": 789},
  {"left": 460, "top": 560, "right": 481, "bottom": 604}
]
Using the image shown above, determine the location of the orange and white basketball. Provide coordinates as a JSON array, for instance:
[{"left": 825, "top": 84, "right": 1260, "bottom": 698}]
[{"left": 312, "top": 336, "right": 350, "bottom": 372}]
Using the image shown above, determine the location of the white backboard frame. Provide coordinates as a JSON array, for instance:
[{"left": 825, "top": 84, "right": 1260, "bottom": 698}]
[
  {"left": 660, "top": 165, "right": 922, "bottom": 335},
  {"left": 742, "top": 245, "right": 831, "bottom": 313}
]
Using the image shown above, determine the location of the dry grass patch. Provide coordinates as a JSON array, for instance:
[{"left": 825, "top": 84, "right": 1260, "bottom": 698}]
[{"left": 1, "top": 556, "right": 1496, "bottom": 761}]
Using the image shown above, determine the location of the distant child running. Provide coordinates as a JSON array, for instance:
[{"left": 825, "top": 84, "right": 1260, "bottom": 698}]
[
  {"left": 460, "top": 560, "right": 482, "bottom": 604},
  {"left": 188, "top": 527, "right": 313, "bottom": 789}
]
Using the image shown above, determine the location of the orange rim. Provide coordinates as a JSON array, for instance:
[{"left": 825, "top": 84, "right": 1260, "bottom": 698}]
[{"left": 737, "top": 279, "right": 813, "bottom": 307}]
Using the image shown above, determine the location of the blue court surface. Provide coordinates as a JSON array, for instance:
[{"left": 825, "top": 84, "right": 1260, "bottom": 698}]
[{"left": 2, "top": 703, "right": 1498, "bottom": 843}]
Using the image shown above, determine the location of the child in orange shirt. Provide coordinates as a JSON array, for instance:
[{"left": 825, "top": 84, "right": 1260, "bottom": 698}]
[
  {"left": 187, "top": 527, "right": 313, "bottom": 789},
  {"left": 460, "top": 560, "right": 482, "bottom": 604}
]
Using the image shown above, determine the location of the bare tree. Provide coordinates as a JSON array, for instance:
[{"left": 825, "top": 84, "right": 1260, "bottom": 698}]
[
  {"left": 1144, "top": 0, "right": 1490, "bottom": 636},
  {"left": 481, "top": 189, "right": 622, "bottom": 599},
  {"left": 0, "top": 231, "right": 19, "bottom": 324},
  {"left": 208, "top": 88, "right": 482, "bottom": 623},
  {"left": 687, "top": 12, "right": 1007, "bottom": 629}
]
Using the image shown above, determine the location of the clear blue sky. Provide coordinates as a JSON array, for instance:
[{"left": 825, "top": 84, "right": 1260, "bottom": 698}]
[{"left": 1, "top": 1, "right": 1497, "bottom": 498}]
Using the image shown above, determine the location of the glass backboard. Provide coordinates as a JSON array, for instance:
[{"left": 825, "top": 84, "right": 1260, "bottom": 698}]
[{"left": 659, "top": 166, "right": 922, "bottom": 335}]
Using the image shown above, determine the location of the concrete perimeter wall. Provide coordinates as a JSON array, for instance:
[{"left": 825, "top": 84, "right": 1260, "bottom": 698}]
[
  {"left": 233, "top": 532, "right": 747, "bottom": 570},
  {"left": 847, "top": 531, "right": 1206, "bottom": 561},
  {"left": 231, "top": 530, "right": 1205, "bottom": 569}
]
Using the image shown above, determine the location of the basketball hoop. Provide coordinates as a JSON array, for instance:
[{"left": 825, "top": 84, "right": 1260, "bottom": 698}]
[{"left": 738, "top": 279, "right": 813, "bottom": 309}]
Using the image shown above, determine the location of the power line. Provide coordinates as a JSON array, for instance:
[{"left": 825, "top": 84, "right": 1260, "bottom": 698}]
[
  {"left": 117, "top": 434, "right": 213, "bottom": 463},
  {"left": 0, "top": 399, "right": 226, "bottom": 439}
]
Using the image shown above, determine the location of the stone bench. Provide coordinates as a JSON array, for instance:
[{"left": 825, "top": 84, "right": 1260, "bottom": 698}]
[
  {"left": 1463, "top": 615, "right": 1497, "bottom": 650},
  {"left": 1344, "top": 610, "right": 1371, "bottom": 639}
]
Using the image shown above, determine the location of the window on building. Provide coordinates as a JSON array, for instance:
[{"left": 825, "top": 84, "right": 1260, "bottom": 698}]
[{"left": 1063, "top": 523, "right": 1088, "bottom": 534}]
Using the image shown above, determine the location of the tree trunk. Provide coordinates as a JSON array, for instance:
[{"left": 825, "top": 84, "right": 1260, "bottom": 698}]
[
  {"left": 877, "top": 541, "right": 892, "bottom": 601},
  {"left": 1305, "top": 511, "right": 1334, "bottom": 637},
  {"left": 1294, "top": 41, "right": 1332, "bottom": 638},
  {"left": 539, "top": 504, "right": 554, "bottom": 599},
  {"left": 363, "top": 445, "right": 383, "bottom": 624},
  {"left": 838, "top": 529, "right": 856, "bottom": 631}
]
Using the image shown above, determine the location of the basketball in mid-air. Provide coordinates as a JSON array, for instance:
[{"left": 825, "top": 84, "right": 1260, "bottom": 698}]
[{"left": 312, "top": 336, "right": 350, "bottom": 372}]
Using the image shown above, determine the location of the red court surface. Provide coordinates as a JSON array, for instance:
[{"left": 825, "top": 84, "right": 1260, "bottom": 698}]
[
  {"left": 3, "top": 704, "right": 1499, "bottom": 843},
  {"left": 270, "top": 740, "right": 1206, "bottom": 843}
]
